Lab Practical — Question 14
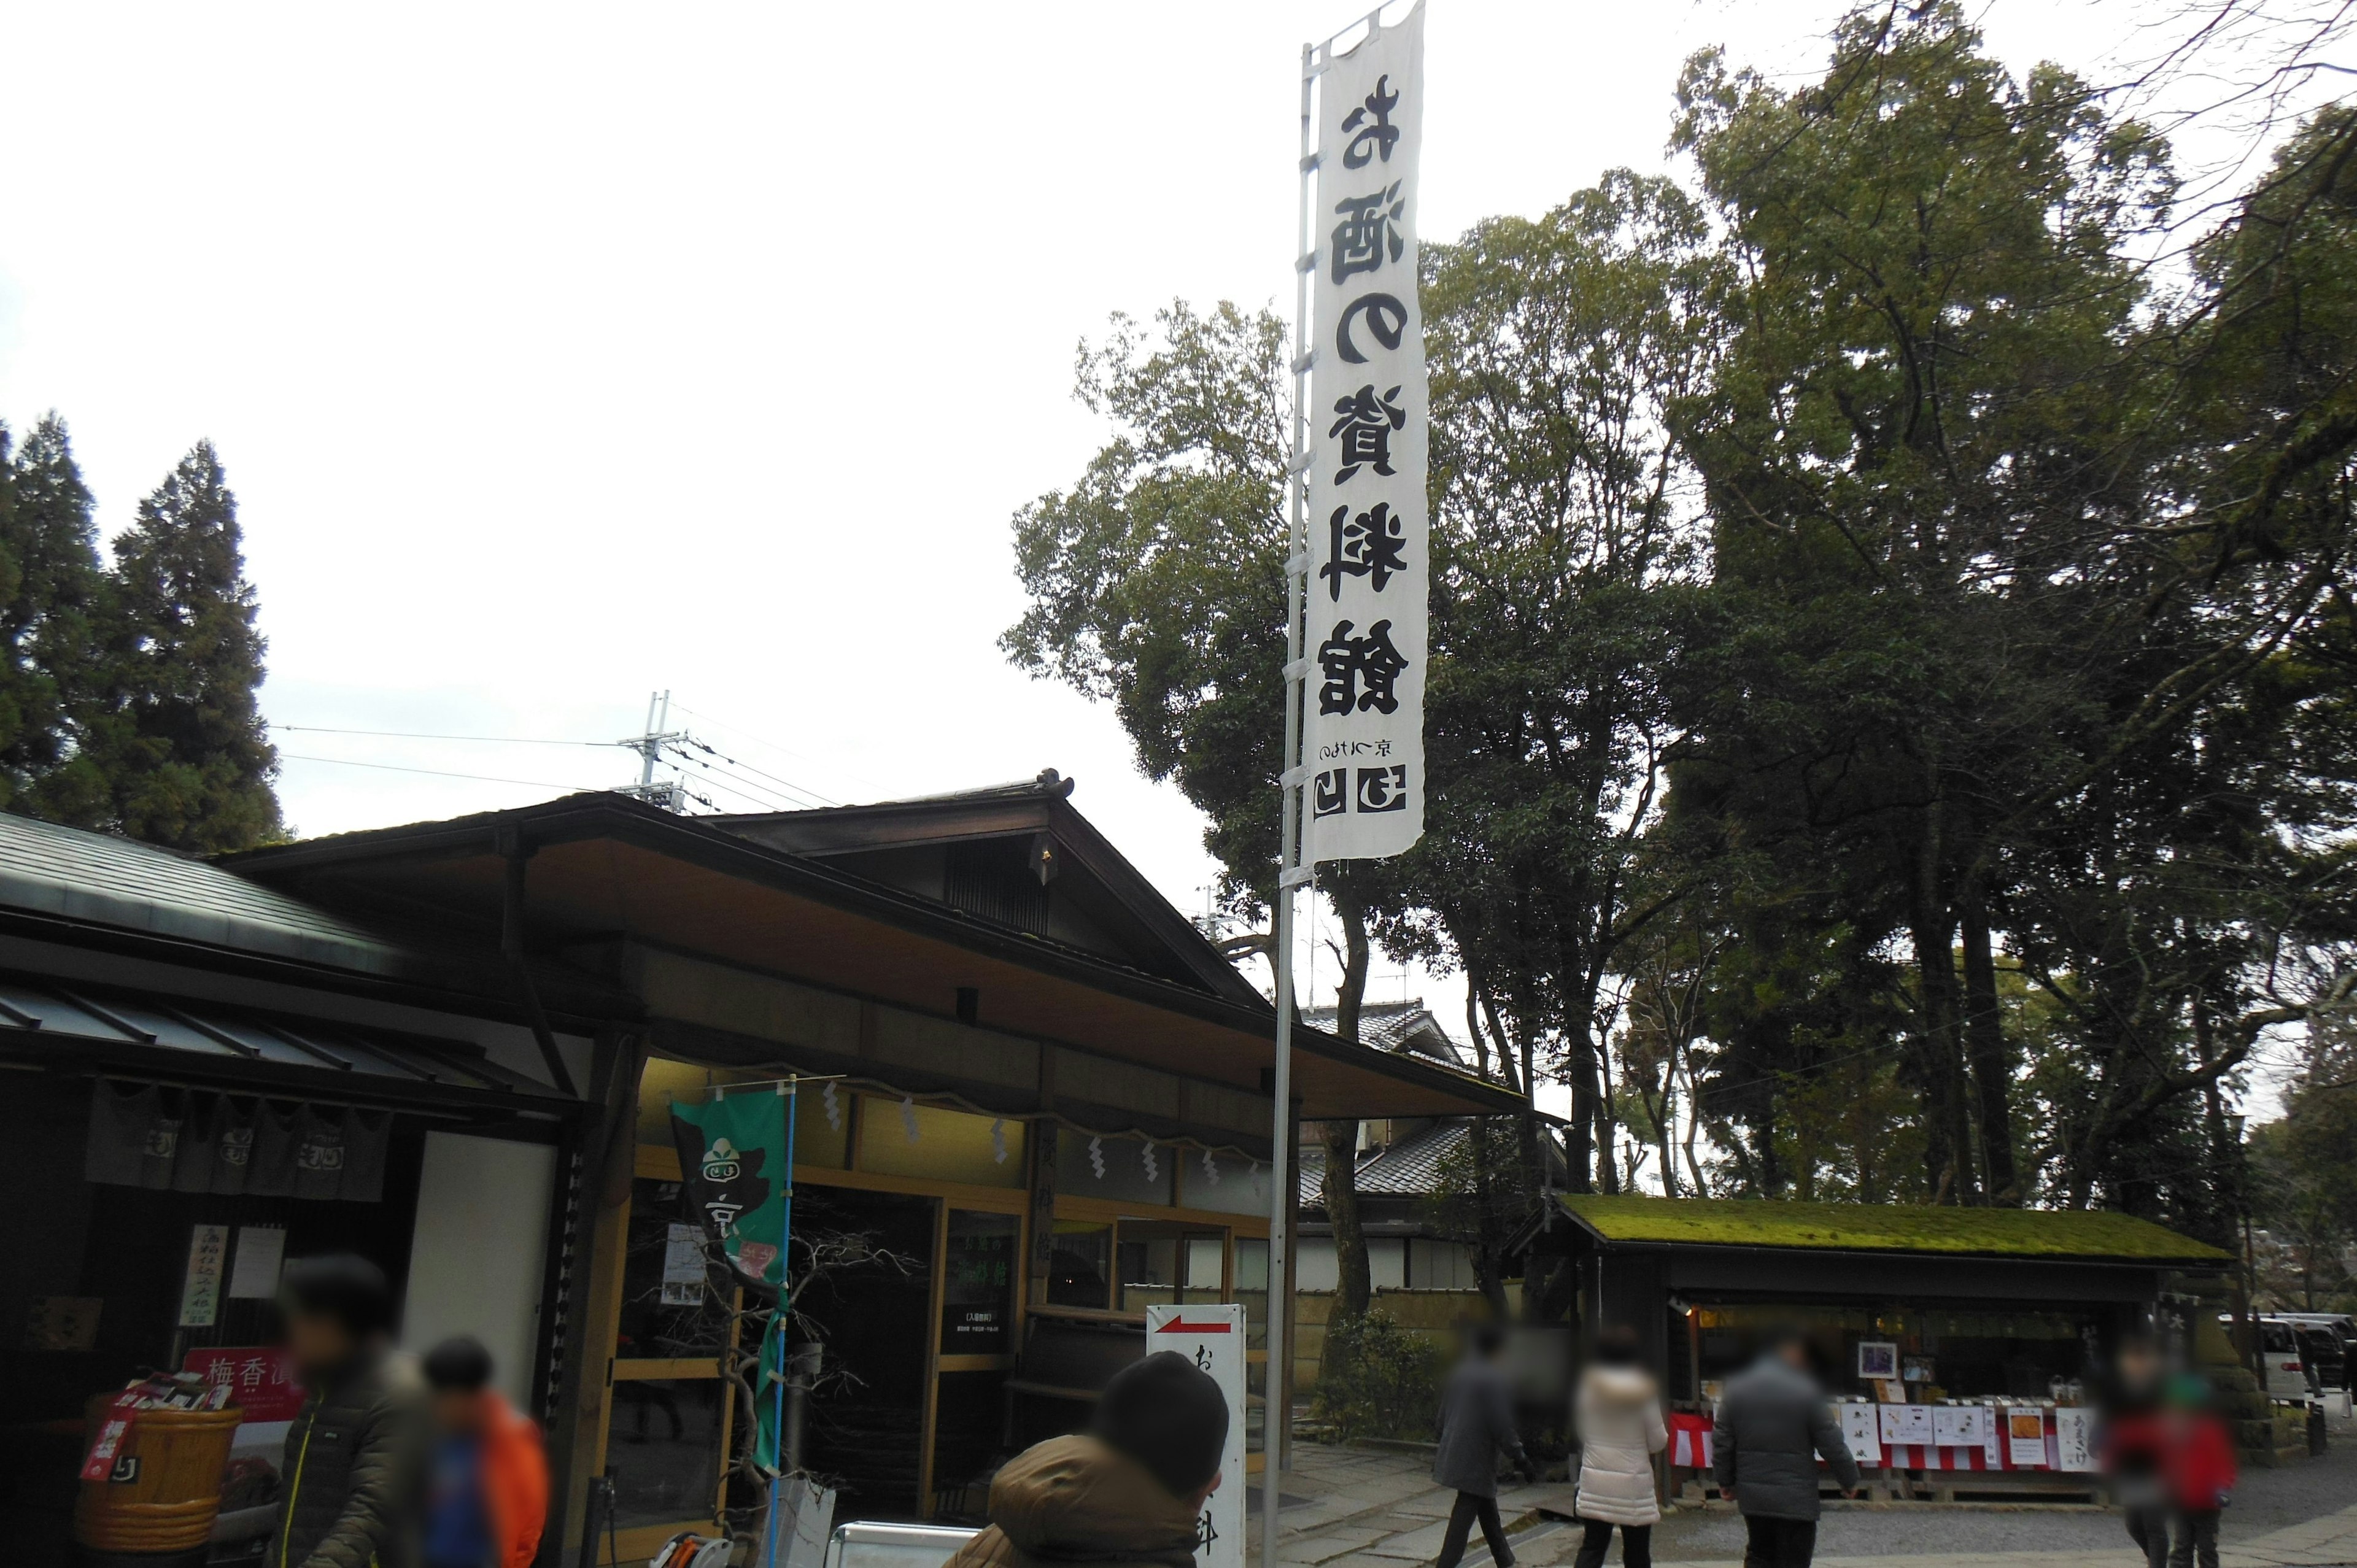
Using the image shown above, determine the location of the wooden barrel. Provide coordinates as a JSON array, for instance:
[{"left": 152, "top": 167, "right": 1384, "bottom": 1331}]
[{"left": 73, "top": 1399, "right": 244, "bottom": 1555}]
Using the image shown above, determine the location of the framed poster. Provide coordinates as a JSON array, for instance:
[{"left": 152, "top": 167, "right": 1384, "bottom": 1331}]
[{"left": 1857, "top": 1340, "right": 1900, "bottom": 1380}]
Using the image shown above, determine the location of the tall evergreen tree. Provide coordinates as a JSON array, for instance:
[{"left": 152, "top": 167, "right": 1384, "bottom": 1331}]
[
  {"left": 83, "top": 441, "right": 281, "bottom": 852},
  {"left": 0, "top": 415, "right": 106, "bottom": 819}
]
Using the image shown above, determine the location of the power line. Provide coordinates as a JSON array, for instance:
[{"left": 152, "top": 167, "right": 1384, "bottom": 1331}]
[
  {"left": 271, "top": 724, "right": 619, "bottom": 748},
  {"left": 277, "top": 754, "right": 606, "bottom": 792},
  {"left": 671, "top": 736, "right": 836, "bottom": 809},
  {"left": 668, "top": 700, "right": 875, "bottom": 798},
  {"left": 660, "top": 742, "right": 819, "bottom": 813}
]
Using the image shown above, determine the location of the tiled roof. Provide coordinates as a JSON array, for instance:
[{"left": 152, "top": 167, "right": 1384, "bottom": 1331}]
[
  {"left": 0, "top": 811, "right": 412, "bottom": 975},
  {"left": 1300, "top": 998, "right": 1467, "bottom": 1068}
]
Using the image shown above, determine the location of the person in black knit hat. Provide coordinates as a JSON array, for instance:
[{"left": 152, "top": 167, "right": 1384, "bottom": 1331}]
[{"left": 945, "top": 1350, "right": 1229, "bottom": 1568}]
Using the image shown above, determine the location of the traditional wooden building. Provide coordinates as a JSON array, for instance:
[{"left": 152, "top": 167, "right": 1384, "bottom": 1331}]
[{"left": 221, "top": 773, "right": 1518, "bottom": 1559}]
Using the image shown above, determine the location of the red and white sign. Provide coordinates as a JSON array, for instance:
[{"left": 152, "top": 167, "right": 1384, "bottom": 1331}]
[
  {"left": 184, "top": 1346, "right": 306, "bottom": 1423},
  {"left": 1147, "top": 1303, "right": 1244, "bottom": 1568}
]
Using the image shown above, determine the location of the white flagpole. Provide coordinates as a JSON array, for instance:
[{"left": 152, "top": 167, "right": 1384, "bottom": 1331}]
[{"left": 1261, "top": 33, "right": 1319, "bottom": 1568}]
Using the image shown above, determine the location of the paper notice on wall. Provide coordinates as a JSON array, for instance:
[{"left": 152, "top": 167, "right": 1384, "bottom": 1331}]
[
  {"left": 228, "top": 1226, "right": 285, "bottom": 1299},
  {"left": 661, "top": 1222, "right": 705, "bottom": 1306},
  {"left": 2005, "top": 1407, "right": 2048, "bottom": 1468},
  {"left": 1838, "top": 1400, "right": 1881, "bottom": 1464},
  {"left": 1932, "top": 1405, "right": 1992, "bottom": 1450},
  {"left": 2054, "top": 1407, "right": 2097, "bottom": 1472},
  {"left": 1878, "top": 1404, "right": 1934, "bottom": 1446},
  {"left": 179, "top": 1223, "right": 229, "bottom": 1327}
]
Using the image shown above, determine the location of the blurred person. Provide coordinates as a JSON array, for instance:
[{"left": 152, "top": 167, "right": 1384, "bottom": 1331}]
[
  {"left": 943, "top": 1350, "right": 1226, "bottom": 1568},
  {"left": 420, "top": 1336, "right": 547, "bottom": 1568},
  {"left": 1433, "top": 1321, "right": 1536, "bottom": 1568},
  {"left": 1711, "top": 1327, "right": 1859, "bottom": 1568},
  {"left": 2161, "top": 1372, "right": 2236, "bottom": 1568},
  {"left": 274, "top": 1253, "right": 429, "bottom": 1568},
  {"left": 1571, "top": 1324, "right": 1667, "bottom": 1568},
  {"left": 2098, "top": 1333, "right": 2173, "bottom": 1568}
]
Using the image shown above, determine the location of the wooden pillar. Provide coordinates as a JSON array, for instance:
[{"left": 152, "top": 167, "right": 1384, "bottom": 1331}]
[{"left": 548, "top": 1029, "right": 648, "bottom": 1561}]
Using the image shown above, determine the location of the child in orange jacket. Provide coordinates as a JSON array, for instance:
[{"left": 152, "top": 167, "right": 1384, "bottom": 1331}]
[{"left": 422, "top": 1336, "right": 549, "bottom": 1568}]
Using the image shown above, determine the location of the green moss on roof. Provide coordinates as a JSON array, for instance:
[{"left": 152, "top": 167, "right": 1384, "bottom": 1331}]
[{"left": 1560, "top": 1194, "right": 2231, "bottom": 1263}]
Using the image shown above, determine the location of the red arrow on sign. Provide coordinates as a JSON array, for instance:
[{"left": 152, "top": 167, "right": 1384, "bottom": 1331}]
[{"left": 1155, "top": 1318, "right": 1234, "bottom": 1334}]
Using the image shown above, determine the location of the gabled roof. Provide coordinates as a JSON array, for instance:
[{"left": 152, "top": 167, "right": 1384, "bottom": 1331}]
[
  {"left": 1557, "top": 1194, "right": 2232, "bottom": 1265},
  {"left": 1301, "top": 998, "right": 1468, "bottom": 1069},
  {"left": 703, "top": 768, "right": 1263, "bottom": 1008},
  {"left": 225, "top": 792, "right": 1524, "bottom": 1121}
]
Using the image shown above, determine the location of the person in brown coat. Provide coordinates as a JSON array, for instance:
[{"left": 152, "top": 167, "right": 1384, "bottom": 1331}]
[{"left": 945, "top": 1351, "right": 1228, "bottom": 1568}]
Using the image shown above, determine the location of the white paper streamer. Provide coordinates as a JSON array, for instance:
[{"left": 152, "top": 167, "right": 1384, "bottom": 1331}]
[
  {"left": 1203, "top": 1147, "right": 1220, "bottom": 1184},
  {"left": 991, "top": 1118, "right": 1008, "bottom": 1164},
  {"left": 1088, "top": 1135, "right": 1105, "bottom": 1178},
  {"left": 900, "top": 1095, "right": 919, "bottom": 1144},
  {"left": 1142, "top": 1142, "right": 1158, "bottom": 1184},
  {"left": 822, "top": 1080, "right": 842, "bottom": 1131}
]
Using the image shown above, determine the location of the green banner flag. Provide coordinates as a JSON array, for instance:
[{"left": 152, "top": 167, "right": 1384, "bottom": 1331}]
[
  {"left": 669, "top": 1090, "right": 792, "bottom": 1287},
  {"left": 670, "top": 1088, "right": 799, "bottom": 1477}
]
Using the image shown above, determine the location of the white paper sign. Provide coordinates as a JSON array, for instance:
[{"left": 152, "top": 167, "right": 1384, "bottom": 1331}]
[
  {"left": 179, "top": 1223, "right": 230, "bottom": 1327},
  {"left": 1932, "top": 1405, "right": 1992, "bottom": 1450},
  {"left": 661, "top": 1222, "right": 705, "bottom": 1306},
  {"left": 228, "top": 1226, "right": 285, "bottom": 1300},
  {"left": 1302, "top": 1, "right": 1427, "bottom": 865},
  {"left": 1878, "top": 1404, "right": 1934, "bottom": 1446},
  {"left": 1837, "top": 1400, "right": 1881, "bottom": 1464},
  {"left": 1146, "top": 1302, "right": 1245, "bottom": 1568},
  {"left": 2054, "top": 1407, "right": 2097, "bottom": 1472},
  {"left": 2004, "top": 1407, "right": 2048, "bottom": 1468}
]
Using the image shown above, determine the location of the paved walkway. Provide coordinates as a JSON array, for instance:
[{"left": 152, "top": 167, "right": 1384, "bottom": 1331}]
[{"left": 1247, "top": 1434, "right": 2357, "bottom": 1568}]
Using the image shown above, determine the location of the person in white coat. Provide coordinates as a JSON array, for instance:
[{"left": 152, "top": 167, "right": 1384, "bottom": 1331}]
[{"left": 1572, "top": 1324, "right": 1667, "bottom": 1568}]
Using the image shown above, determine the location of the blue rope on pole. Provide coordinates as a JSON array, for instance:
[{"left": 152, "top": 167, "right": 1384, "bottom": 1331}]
[{"left": 767, "top": 1079, "right": 799, "bottom": 1568}]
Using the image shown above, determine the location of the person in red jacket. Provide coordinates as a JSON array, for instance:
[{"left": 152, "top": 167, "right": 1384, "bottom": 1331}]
[
  {"left": 2161, "top": 1372, "right": 2236, "bottom": 1568},
  {"left": 420, "top": 1337, "right": 548, "bottom": 1568}
]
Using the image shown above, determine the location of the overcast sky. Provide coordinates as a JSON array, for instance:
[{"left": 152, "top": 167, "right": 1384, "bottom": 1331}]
[{"left": 0, "top": 2, "right": 2316, "bottom": 1132}]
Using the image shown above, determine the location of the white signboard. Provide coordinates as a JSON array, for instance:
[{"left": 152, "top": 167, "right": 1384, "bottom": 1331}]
[
  {"left": 1931, "top": 1405, "right": 1992, "bottom": 1450},
  {"left": 1877, "top": 1403, "right": 1934, "bottom": 1446},
  {"left": 2053, "top": 1407, "right": 2097, "bottom": 1472},
  {"left": 1146, "top": 1302, "right": 1245, "bottom": 1568},
  {"left": 228, "top": 1225, "right": 285, "bottom": 1300},
  {"left": 1302, "top": 1, "right": 1427, "bottom": 865},
  {"left": 178, "top": 1222, "right": 229, "bottom": 1327},
  {"left": 1836, "top": 1400, "right": 1881, "bottom": 1465},
  {"left": 2005, "top": 1407, "right": 2048, "bottom": 1468}
]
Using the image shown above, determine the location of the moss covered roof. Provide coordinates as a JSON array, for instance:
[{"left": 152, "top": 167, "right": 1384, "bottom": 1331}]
[{"left": 1560, "top": 1194, "right": 2231, "bottom": 1264}]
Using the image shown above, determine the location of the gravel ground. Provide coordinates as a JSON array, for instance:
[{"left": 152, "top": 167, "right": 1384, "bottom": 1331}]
[{"left": 1631, "top": 1419, "right": 2355, "bottom": 1561}]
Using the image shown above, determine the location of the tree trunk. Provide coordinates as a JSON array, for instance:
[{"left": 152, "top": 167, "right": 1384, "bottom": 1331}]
[
  {"left": 1322, "top": 871, "right": 1376, "bottom": 1324},
  {"left": 1909, "top": 816, "right": 1977, "bottom": 1204},
  {"left": 1957, "top": 878, "right": 2020, "bottom": 1204},
  {"left": 1468, "top": 1117, "right": 1510, "bottom": 1316}
]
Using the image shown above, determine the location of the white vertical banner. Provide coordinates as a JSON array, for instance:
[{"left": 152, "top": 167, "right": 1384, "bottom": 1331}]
[
  {"left": 1146, "top": 1303, "right": 1245, "bottom": 1568},
  {"left": 1303, "top": 2, "right": 1426, "bottom": 865}
]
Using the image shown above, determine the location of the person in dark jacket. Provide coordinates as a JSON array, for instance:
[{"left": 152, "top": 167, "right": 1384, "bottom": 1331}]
[
  {"left": 1432, "top": 1322, "right": 1534, "bottom": 1568},
  {"left": 942, "top": 1350, "right": 1226, "bottom": 1568},
  {"left": 273, "top": 1254, "right": 429, "bottom": 1568},
  {"left": 1711, "top": 1328, "right": 1859, "bottom": 1568},
  {"left": 2099, "top": 1334, "right": 2174, "bottom": 1568}
]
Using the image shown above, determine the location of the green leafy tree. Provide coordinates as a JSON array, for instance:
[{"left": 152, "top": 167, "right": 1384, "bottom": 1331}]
[
  {"left": 1001, "top": 301, "right": 1385, "bottom": 1320},
  {"left": 0, "top": 415, "right": 106, "bottom": 821},
  {"left": 82, "top": 442, "right": 282, "bottom": 852}
]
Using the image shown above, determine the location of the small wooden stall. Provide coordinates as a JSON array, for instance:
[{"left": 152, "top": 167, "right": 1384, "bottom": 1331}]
[{"left": 1523, "top": 1194, "right": 2235, "bottom": 1505}]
